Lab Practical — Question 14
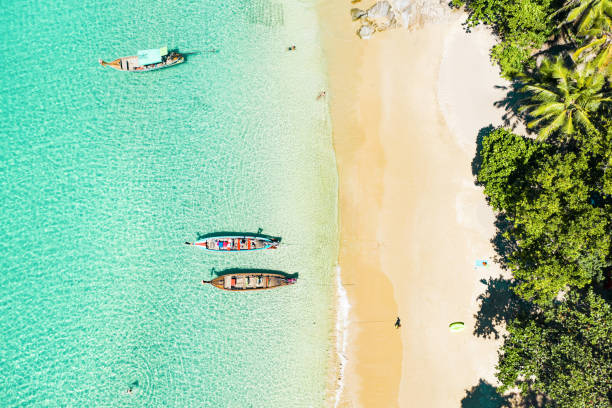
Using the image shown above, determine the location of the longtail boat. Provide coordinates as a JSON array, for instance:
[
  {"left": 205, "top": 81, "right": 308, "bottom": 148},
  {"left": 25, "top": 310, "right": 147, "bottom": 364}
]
[
  {"left": 185, "top": 236, "right": 279, "bottom": 251},
  {"left": 99, "top": 47, "right": 184, "bottom": 72},
  {"left": 203, "top": 273, "right": 296, "bottom": 291}
]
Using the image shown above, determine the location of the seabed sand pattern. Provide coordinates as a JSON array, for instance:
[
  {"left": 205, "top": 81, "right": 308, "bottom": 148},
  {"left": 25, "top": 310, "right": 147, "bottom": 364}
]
[{"left": 319, "top": 3, "right": 516, "bottom": 407}]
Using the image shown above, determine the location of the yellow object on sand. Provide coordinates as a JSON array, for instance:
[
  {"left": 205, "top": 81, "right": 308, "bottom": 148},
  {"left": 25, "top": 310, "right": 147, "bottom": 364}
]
[{"left": 449, "top": 322, "right": 465, "bottom": 332}]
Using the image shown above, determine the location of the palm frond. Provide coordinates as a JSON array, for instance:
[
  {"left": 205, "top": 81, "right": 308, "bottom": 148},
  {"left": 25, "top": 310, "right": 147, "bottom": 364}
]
[
  {"left": 527, "top": 116, "right": 549, "bottom": 129},
  {"left": 573, "top": 109, "right": 594, "bottom": 129},
  {"left": 531, "top": 102, "right": 566, "bottom": 116},
  {"left": 521, "top": 85, "right": 559, "bottom": 100},
  {"left": 572, "top": 36, "right": 607, "bottom": 60},
  {"left": 567, "top": 1, "right": 589, "bottom": 23},
  {"left": 537, "top": 113, "right": 567, "bottom": 140},
  {"left": 562, "top": 110, "right": 575, "bottom": 134}
]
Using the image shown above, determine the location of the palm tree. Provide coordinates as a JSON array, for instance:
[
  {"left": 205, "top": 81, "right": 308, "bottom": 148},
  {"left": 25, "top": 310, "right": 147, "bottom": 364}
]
[
  {"left": 558, "top": 0, "right": 611, "bottom": 35},
  {"left": 518, "top": 57, "right": 611, "bottom": 140},
  {"left": 573, "top": 31, "right": 612, "bottom": 78},
  {"left": 557, "top": 0, "right": 612, "bottom": 77}
]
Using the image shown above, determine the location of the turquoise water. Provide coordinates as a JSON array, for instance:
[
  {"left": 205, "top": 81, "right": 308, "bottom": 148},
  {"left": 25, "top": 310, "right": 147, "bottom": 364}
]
[{"left": 0, "top": 0, "right": 338, "bottom": 406}]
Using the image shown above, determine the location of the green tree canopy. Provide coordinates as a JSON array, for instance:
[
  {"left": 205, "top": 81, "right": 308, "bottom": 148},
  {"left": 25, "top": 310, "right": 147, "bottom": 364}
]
[
  {"left": 496, "top": 290, "right": 612, "bottom": 407},
  {"left": 477, "top": 128, "right": 611, "bottom": 302},
  {"left": 453, "top": 0, "right": 558, "bottom": 77}
]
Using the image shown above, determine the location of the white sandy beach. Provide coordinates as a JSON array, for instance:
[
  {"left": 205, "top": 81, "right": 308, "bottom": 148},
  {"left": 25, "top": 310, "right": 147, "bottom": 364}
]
[{"left": 319, "top": 3, "right": 514, "bottom": 406}]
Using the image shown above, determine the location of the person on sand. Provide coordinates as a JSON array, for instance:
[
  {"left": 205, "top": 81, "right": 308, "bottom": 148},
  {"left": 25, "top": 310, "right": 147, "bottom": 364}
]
[
  {"left": 395, "top": 317, "right": 401, "bottom": 329},
  {"left": 287, "top": 45, "right": 296, "bottom": 51}
]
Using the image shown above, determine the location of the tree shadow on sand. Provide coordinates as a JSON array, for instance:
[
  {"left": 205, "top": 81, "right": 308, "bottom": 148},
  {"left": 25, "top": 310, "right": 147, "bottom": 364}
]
[
  {"left": 490, "top": 213, "right": 518, "bottom": 270},
  {"left": 473, "top": 275, "right": 531, "bottom": 339},
  {"left": 493, "top": 82, "right": 526, "bottom": 131},
  {"left": 462, "top": 379, "right": 552, "bottom": 408},
  {"left": 471, "top": 125, "right": 495, "bottom": 178},
  {"left": 461, "top": 380, "right": 511, "bottom": 408}
]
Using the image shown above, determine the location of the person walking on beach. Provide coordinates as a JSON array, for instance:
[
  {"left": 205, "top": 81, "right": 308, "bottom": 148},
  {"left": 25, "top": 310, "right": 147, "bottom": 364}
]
[{"left": 395, "top": 317, "right": 401, "bottom": 329}]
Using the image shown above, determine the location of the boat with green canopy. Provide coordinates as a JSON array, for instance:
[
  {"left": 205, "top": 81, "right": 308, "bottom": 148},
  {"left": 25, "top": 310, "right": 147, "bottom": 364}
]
[{"left": 99, "top": 47, "right": 184, "bottom": 72}]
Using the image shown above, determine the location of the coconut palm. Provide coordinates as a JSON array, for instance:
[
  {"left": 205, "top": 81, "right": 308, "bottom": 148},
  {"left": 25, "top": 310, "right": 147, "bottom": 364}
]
[
  {"left": 557, "top": 0, "right": 612, "bottom": 76},
  {"left": 558, "top": 0, "right": 611, "bottom": 35},
  {"left": 518, "top": 57, "right": 612, "bottom": 140}
]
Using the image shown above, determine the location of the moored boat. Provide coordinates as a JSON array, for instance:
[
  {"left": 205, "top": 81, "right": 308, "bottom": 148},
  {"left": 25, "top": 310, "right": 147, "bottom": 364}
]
[
  {"left": 185, "top": 236, "right": 279, "bottom": 251},
  {"left": 203, "top": 273, "right": 296, "bottom": 291},
  {"left": 99, "top": 47, "right": 184, "bottom": 72}
]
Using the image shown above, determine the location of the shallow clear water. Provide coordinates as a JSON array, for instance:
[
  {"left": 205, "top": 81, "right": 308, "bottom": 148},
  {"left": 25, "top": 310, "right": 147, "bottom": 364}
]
[{"left": 0, "top": 0, "right": 337, "bottom": 406}]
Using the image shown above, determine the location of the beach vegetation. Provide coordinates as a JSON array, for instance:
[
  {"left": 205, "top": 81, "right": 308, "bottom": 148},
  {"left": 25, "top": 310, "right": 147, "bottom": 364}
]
[
  {"left": 458, "top": 0, "right": 612, "bottom": 403},
  {"left": 557, "top": 0, "right": 612, "bottom": 39},
  {"left": 496, "top": 289, "right": 612, "bottom": 408},
  {"left": 491, "top": 43, "right": 534, "bottom": 79},
  {"left": 453, "top": 0, "right": 559, "bottom": 78},
  {"left": 456, "top": 0, "right": 612, "bottom": 79},
  {"left": 475, "top": 101, "right": 611, "bottom": 405},
  {"left": 477, "top": 127, "right": 611, "bottom": 303},
  {"left": 517, "top": 56, "right": 612, "bottom": 140},
  {"left": 559, "top": 0, "right": 612, "bottom": 79}
]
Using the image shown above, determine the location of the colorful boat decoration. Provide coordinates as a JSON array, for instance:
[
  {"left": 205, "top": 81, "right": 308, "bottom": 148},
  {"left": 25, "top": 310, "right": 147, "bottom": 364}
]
[
  {"left": 99, "top": 47, "right": 184, "bottom": 72},
  {"left": 185, "top": 236, "right": 279, "bottom": 251},
  {"left": 203, "top": 273, "right": 296, "bottom": 291}
]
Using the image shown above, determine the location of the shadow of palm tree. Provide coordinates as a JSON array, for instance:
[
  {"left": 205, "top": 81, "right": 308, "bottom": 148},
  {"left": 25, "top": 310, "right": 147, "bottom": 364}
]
[
  {"left": 473, "top": 275, "right": 531, "bottom": 339},
  {"left": 461, "top": 379, "right": 511, "bottom": 408},
  {"left": 493, "top": 82, "right": 527, "bottom": 131}
]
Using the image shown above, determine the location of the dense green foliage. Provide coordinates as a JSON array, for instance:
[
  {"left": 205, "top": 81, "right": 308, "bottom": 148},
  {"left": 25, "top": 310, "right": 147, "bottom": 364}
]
[
  {"left": 453, "top": 0, "right": 559, "bottom": 77},
  {"left": 460, "top": 0, "right": 612, "bottom": 404},
  {"left": 478, "top": 128, "right": 611, "bottom": 302},
  {"left": 497, "top": 290, "right": 612, "bottom": 407},
  {"left": 454, "top": 0, "right": 611, "bottom": 78}
]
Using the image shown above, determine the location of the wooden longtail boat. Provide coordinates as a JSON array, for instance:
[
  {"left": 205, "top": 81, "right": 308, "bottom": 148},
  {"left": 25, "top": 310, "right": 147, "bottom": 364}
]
[
  {"left": 203, "top": 273, "right": 296, "bottom": 291},
  {"left": 185, "top": 236, "right": 279, "bottom": 251},
  {"left": 99, "top": 47, "right": 184, "bottom": 72}
]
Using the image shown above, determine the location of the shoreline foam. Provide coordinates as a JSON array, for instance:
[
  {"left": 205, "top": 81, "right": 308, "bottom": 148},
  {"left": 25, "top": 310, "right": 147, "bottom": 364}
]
[
  {"left": 333, "top": 265, "right": 351, "bottom": 408},
  {"left": 317, "top": 1, "right": 403, "bottom": 405}
]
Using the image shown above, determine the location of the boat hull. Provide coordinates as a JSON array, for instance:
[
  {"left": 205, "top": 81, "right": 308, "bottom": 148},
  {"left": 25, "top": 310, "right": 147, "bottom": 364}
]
[
  {"left": 187, "top": 236, "right": 279, "bottom": 252},
  {"left": 99, "top": 55, "right": 184, "bottom": 72},
  {"left": 204, "top": 273, "right": 296, "bottom": 291}
]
